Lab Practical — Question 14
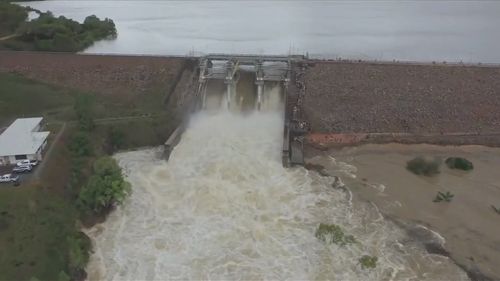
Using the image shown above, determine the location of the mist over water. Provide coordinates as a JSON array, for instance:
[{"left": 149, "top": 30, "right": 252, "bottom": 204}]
[{"left": 85, "top": 87, "right": 467, "bottom": 280}]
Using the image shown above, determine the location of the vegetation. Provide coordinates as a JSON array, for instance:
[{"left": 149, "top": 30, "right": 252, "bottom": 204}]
[
  {"left": 68, "top": 131, "right": 93, "bottom": 157},
  {"left": 406, "top": 157, "right": 441, "bottom": 176},
  {"left": 0, "top": 1, "right": 117, "bottom": 52},
  {"left": 0, "top": 1, "right": 28, "bottom": 36},
  {"left": 0, "top": 73, "right": 75, "bottom": 127},
  {"left": 74, "top": 94, "right": 95, "bottom": 131},
  {"left": 0, "top": 187, "right": 90, "bottom": 281},
  {"left": 77, "top": 157, "right": 131, "bottom": 215},
  {"left": 445, "top": 157, "right": 474, "bottom": 171},
  {"left": 0, "top": 73, "right": 177, "bottom": 280},
  {"left": 106, "top": 127, "right": 126, "bottom": 154},
  {"left": 315, "top": 223, "right": 356, "bottom": 246},
  {"left": 491, "top": 205, "right": 500, "bottom": 215},
  {"left": 359, "top": 255, "right": 378, "bottom": 269},
  {"left": 433, "top": 191, "right": 454, "bottom": 203}
]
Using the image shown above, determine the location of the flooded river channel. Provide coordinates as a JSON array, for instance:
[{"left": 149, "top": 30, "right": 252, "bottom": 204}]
[{"left": 85, "top": 111, "right": 467, "bottom": 280}]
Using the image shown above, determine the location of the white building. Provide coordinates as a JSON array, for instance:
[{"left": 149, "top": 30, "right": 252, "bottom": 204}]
[{"left": 0, "top": 117, "right": 50, "bottom": 166}]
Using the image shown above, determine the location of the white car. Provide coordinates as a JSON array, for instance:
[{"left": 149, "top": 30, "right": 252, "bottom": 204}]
[
  {"left": 16, "top": 160, "right": 38, "bottom": 167},
  {"left": 0, "top": 174, "right": 20, "bottom": 183}
]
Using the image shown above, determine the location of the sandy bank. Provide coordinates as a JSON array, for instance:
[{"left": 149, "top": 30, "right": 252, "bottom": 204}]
[{"left": 306, "top": 144, "right": 500, "bottom": 280}]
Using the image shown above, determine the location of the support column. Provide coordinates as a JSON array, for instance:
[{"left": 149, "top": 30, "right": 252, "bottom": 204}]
[{"left": 255, "top": 60, "right": 264, "bottom": 110}]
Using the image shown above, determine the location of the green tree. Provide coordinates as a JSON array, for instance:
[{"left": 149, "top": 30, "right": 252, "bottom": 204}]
[
  {"left": 77, "top": 157, "right": 130, "bottom": 214},
  {"left": 57, "top": 271, "right": 70, "bottom": 281},
  {"left": 74, "top": 94, "right": 95, "bottom": 131},
  {"left": 445, "top": 157, "right": 474, "bottom": 171},
  {"left": 67, "top": 232, "right": 91, "bottom": 279},
  {"left": 68, "top": 131, "right": 92, "bottom": 157},
  {"left": 106, "top": 127, "right": 126, "bottom": 154},
  {"left": 0, "top": 2, "right": 28, "bottom": 35},
  {"left": 406, "top": 157, "right": 440, "bottom": 176}
]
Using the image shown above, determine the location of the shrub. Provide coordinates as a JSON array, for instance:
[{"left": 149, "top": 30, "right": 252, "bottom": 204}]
[
  {"left": 445, "top": 157, "right": 473, "bottom": 171},
  {"left": 106, "top": 127, "right": 126, "bottom": 154},
  {"left": 406, "top": 157, "right": 440, "bottom": 176},
  {"left": 359, "top": 255, "right": 378, "bottom": 269},
  {"left": 67, "top": 232, "right": 91, "bottom": 279},
  {"left": 74, "top": 94, "right": 95, "bottom": 131},
  {"left": 433, "top": 191, "right": 454, "bottom": 203},
  {"left": 77, "top": 156, "right": 130, "bottom": 214},
  {"left": 315, "top": 223, "right": 356, "bottom": 246},
  {"left": 68, "top": 131, "right": 92, "bottom": 157}
]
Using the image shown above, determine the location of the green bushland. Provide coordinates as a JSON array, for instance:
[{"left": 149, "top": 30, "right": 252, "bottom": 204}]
[
  {"left": 0, "top": 72, "right": 179, "bottom": 280},
  {"left": 0, "top": 2, "right": 116, "bottom": 52},
  {"left": 0, "top": 1, "right": 28, "bottom": 36},
  {"left": 445, "top": 157, "right": 473, "bottom": 171},
  {"left": 315, "top": 223, "right": 357, "bottom": 246},
  {"left": 77, "top": 156, "right": 131, "bottom": 215},
  {"left": 359, "top": 255, "right": 378, "bottom": 269},
  {"left": 406, "top": 157, "right": 441, "bottom": 176}
]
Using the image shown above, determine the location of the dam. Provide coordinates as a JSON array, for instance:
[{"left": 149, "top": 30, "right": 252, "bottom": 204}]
[
  {"left": 83, "top": 55, "right": 469, "bottom": 280},
  {"left": 2, "top": 51, "right": 500, "bottom": 280}
]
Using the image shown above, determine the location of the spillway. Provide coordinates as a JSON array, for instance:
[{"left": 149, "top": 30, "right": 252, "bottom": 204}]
[{"left": 85, "top": 82, "right": 467, "bottom": 280}]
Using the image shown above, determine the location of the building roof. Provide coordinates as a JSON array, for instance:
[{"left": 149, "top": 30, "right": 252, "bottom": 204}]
[{"left": 0, "top": 118, "right": 49, "bottom": 156}]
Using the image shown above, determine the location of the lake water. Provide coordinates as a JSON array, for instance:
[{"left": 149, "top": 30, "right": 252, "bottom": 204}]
[{"left": 22, "top": 0, "right": 500, "bottom": 62}]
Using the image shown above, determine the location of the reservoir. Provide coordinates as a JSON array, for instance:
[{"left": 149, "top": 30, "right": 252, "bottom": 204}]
[{"left": 22, "top": 0, "right": 500, "bottom": 63}]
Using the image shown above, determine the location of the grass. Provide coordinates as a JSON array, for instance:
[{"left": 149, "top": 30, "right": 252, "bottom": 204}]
[
  {"left": 406, "top": 156, "right": 441, "bottom": 176},
  {"left": 0, "top": 73, "right": 75, "bottom": 127},
  {"left": 0, "top": 185, "right": 80, "bottom": 281}
]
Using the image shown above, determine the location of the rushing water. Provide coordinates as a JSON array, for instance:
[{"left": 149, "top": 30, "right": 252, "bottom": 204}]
[
  {"left": 21, "top": 0, "right": 500, "bottom": 62},
  {"left": 85, "top": 86, "right": 467, "bottom": 280}
]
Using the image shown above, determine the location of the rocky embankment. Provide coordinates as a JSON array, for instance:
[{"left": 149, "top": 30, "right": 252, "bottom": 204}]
[
  {"left": 304, "top": 61, "right": 500, "bottom": 147},
  {"left": 0, "top": 51, "right": 187, "bottom": 96}
]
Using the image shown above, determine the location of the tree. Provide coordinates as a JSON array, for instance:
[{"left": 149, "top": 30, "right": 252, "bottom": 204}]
[
  {"left": 67, "top": 232, "right": 91, "bottom": 279},
  {"left": 406, "top": 157, "right": 440, "bottom": 176},
  {"left": 77, "top": 157, "right": 130, "bottom": 214},
  {"left": 106, "top": 127, "right": 126, "bottom": 154},
  {"left": 0, "top": 2, "right": 28, "bottom": 35},
  {"left": 74, "top": 94, "right": 95, "bottom": 131},
  {"left": 68, "top": 131, "right": 92, "bottom": 157},
  {"left": 445, "top": 157, "right": 474, "bottom": 171}
]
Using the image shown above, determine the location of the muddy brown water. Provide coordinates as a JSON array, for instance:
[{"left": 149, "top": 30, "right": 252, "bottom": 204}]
[{"left": 307, "top": 144, "right": 500, "bottom": 280}]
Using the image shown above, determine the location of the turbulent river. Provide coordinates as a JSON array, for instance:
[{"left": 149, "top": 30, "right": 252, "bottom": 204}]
[{"left": 85, "top": 87, "right": 467, "bottom": 280}]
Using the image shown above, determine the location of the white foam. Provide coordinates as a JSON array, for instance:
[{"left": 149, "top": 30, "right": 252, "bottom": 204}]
[{"left": 85, "top": 111, "right": 468, "bottom": 281}]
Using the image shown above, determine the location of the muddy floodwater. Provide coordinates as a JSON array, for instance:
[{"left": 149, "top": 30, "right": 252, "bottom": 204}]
[
  {"left": 22, "top": 0, "right": 500, "bottom": 62},
  {"left": 308, "top": 144, "right": 500, "bottom": 280},
  {"left": 85, "top": 112, "right": 468, "bottom": 280}
]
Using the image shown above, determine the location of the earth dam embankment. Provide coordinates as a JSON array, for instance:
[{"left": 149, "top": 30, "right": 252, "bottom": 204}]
[{"left": 2, "top": 51, "right": 500, "bottom": 147}]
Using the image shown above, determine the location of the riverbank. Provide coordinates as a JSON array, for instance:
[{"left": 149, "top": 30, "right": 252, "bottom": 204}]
[
  {"left": 305, "top": 143, "right": 500, "bottom": 281},
  {"left": 0, "top": 62, "right": 191, "bottom": 280}
]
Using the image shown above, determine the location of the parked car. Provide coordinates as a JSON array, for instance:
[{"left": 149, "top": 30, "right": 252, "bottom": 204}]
[
  {"left": 16, "top": 160, "right": 38, "bottom": 167},
  {"left": 12, "top": 165, "right": 32, "bottom": 173},
  {"left": 0, "top": 174, "right": 20, "bottom": 183}
]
